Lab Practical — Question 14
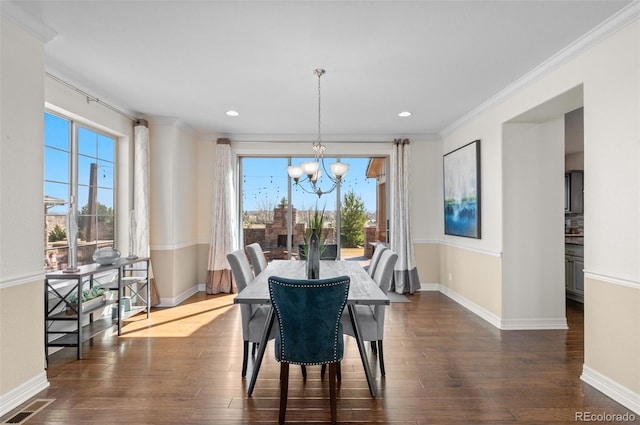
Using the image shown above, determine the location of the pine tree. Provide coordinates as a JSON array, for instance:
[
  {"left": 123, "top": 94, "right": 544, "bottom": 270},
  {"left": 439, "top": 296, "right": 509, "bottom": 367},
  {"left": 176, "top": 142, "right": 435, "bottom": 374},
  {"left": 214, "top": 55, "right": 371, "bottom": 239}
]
[{"left": 341, "top": 190, "right": 367, "bottom": 248}]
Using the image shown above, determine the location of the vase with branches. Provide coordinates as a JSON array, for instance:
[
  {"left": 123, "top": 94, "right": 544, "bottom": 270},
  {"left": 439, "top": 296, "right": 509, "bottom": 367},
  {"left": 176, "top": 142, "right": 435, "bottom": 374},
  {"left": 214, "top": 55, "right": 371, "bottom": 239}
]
[{"left": 301, "top": 204, "right": 327, "bottom": 259}]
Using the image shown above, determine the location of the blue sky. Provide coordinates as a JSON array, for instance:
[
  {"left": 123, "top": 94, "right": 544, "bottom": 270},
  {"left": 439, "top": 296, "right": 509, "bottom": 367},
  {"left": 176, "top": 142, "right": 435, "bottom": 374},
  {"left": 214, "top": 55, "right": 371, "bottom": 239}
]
[{"left": 241, "top": 157, "right": 377, "bottom": 212}]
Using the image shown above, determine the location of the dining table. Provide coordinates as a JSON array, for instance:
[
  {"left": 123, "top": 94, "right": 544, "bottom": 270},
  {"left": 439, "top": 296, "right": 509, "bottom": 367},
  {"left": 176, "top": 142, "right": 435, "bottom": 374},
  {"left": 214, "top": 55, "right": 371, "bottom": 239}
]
[{"left": 234, "top": 259, "right": 390, "bottom": 397}]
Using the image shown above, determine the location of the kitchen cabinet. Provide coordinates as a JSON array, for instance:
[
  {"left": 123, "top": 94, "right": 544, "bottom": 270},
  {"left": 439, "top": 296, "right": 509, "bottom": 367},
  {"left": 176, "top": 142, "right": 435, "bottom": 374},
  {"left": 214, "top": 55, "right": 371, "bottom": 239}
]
[
  {"left": 565, "top": 244, "right": 584, "bottom": 303},
  {"left": 565, "top": 171, "right": 583, "bottom": 213}
]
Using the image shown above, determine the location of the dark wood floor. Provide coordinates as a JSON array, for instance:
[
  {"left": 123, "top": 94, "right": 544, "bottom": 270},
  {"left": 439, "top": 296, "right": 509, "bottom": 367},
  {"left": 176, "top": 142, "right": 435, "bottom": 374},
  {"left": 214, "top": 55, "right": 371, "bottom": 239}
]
[{"left": 6, "top": 292, "right": 639, "bottom": 424}]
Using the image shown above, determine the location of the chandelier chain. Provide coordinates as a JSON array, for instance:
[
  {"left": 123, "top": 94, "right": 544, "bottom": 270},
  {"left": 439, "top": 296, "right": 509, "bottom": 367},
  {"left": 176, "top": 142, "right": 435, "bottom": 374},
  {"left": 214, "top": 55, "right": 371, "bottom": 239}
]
[
  {"left": 286, "top": 68, "right": 348, "bottom": 198},
  {"left": 317, "top": 68, "right": 322, "bottom": 146}
]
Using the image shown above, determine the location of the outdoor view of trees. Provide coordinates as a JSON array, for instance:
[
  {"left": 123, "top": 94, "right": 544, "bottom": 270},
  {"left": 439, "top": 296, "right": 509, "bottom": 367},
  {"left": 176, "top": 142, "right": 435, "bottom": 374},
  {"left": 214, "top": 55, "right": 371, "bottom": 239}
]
[{"left": 341, "top": 190, "right": 368, "bottom": 248}]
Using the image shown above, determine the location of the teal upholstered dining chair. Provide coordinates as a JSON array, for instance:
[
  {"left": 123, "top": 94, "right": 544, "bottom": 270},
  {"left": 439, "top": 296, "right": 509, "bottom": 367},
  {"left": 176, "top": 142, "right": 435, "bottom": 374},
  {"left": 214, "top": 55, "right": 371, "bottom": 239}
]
[{"left": 268, "top": 275, "right": 350, "bottom": 425}]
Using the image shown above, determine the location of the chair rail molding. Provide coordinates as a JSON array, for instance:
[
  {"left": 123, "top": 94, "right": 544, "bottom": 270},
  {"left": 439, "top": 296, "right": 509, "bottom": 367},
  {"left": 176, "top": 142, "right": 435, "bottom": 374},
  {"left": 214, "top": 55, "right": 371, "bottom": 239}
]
[
  {"left": 413, "top": 238, "right": 502, "bottom": 258},
  {"left": 584, "top": 271, "right": 640, "bottom": 290},
  {"left": 0, "top": 271, "right": 44, "bottom": 289}
]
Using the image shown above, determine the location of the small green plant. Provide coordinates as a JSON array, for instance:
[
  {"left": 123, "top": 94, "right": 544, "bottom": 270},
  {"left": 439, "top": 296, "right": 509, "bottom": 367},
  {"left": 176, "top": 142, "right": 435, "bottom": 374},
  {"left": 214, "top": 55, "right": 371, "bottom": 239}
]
[
  {"left": 302, "top": 204, "right": 327, "bottom": 258},
  {"left": 68, "top": 286, "right": 105, "bottom": 305},
  {"left": 48, "top": 224, "right": 66, "bottom": 242}
]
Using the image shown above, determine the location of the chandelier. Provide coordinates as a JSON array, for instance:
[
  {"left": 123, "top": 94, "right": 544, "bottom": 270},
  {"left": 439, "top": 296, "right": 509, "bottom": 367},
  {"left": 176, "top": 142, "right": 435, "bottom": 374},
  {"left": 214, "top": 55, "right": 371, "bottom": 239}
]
[{"left": 287, "top": 69, "right": 349, "bottom": 197}]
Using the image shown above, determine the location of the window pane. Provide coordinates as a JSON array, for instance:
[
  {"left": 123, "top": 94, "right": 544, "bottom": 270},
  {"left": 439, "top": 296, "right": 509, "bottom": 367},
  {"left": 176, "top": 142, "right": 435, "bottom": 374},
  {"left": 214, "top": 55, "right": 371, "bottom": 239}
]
[
  {"left": 77, "top": 185, "right": 90, "bottom": 214},
  {"left": 242, "top": 158, "right": 288, "bottom": 223},
  {"left": 96, "top": 215, "right": 115, "bottom": 243},
  {"left": 44, "top": 147, "right": 69, "bottom": 183},
  {"left": 241, "top": 158, "right": 289, "bottom": 259},
  {"left": 77, "top": 155, "right": 95, "bottom": 186},
  {"left": 44, "top": 182, "right": 69, "bottom": 214},
  {"left": 44, "top": 113, "right": 70, "bottom": 151},
  {"left": 97, "top": 160, "right": 114, "bottom": 189},
  {"left": 78, "top": 127, "right": 97, "bottom": 157},
  {"left": 98, "top": 134, "right": 114, "bottom": 161},
  {"left": 97, "top": 188, "right": 114, "bottom": 211}
]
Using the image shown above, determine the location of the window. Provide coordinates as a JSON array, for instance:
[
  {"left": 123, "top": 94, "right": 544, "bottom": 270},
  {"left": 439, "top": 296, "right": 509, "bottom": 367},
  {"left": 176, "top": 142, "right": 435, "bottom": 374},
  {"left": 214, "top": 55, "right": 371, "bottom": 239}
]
[
  {"left": 240, "top": 156, "right": 381, "bottom": 261},
  {"left": 44, "top": 112, "right": 116, "bottom": 270}
]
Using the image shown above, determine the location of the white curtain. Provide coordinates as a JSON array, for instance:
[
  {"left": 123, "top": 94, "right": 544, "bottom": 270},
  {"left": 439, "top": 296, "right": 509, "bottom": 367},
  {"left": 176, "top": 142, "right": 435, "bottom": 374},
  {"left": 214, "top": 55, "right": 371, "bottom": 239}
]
[
  {"left": 134, "top": 120, "right": 160, "bottom": 305},
  {"left": 206, "top": 139, "right": 237, "bottom": 294},
  {"left": 390, "top": 138, "right": 421, "bottom": 294}
]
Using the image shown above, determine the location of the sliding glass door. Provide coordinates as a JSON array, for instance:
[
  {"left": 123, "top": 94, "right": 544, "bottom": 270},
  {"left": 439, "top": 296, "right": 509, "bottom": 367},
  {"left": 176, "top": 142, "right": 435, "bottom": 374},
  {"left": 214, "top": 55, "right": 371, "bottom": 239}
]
[{"left": 240, "top": 156, "right": 383, "bottom": 261}]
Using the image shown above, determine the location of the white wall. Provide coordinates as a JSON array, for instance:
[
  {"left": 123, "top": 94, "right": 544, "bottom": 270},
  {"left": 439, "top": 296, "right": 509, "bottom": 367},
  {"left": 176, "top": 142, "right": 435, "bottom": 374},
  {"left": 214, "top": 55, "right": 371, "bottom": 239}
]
[
  {"left": 502, "top": 119, "right": 566, "bottom": 328},
  {"left": 433, "top": 14, "right": 640, "bottom": 412},
  {"left": 148, "top": 119, "right": 199, "bottom": 302},
  {"left": 0, "top": 17, "right": 48, "bottom": 414}
]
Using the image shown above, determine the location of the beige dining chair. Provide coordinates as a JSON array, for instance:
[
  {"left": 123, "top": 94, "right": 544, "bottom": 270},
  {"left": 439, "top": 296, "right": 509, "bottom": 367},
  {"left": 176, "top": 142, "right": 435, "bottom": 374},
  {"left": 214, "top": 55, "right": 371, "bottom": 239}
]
[
  {"left": 246, "top": 243, "right": 268, "bottom": 275},
  {"left": 341, "top": 249, "right": 397, "bottom": 376},
  {"left": 227, "top": 249, "right": 274, "bottom": 377},
  {"left": 367, "top": 244, "right": 388, "bottom": 277}
]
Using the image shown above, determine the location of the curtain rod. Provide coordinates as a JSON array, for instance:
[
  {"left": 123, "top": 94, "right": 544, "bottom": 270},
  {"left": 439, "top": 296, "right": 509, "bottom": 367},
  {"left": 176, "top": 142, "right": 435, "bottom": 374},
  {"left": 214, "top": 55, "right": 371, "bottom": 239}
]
[{"left": 46, "top": 72, "right": 139, "bottom": 122}]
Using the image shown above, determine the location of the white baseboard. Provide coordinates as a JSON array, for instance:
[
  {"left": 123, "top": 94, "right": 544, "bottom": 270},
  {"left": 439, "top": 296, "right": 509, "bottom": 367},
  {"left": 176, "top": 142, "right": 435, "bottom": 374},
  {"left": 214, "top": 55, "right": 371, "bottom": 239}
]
[
  {"left": 581, "top": 365, "right": 640, "bottom": 415},
  {"left": 0, "top": 372, "right": 49, "bottom": 417},
  {"left": 157, "top": 285, "right": 201, "bottom": 307},
  {"left": 422, "top": 283, "right": 567, "bottom": 330},
  {"left": 500, "top": 317, "right": 568, "bottom": 330},
  {"left": 419, "top": 283, "right": 440, "bottom": 291},
  {"left": 437, "top": 284, "right": 503, "bottom": 329}
]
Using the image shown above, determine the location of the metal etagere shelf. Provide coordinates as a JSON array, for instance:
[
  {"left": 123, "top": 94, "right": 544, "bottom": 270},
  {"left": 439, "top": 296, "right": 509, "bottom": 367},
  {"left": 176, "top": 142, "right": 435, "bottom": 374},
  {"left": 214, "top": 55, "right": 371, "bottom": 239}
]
[{"left": 44, "top": 257, "right": 150, "bottom": 362}]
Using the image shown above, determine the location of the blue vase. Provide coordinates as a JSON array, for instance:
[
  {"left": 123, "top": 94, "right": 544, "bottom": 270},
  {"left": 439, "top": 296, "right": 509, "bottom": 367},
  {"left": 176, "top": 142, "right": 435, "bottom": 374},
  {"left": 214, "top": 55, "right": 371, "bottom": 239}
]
[{"left": 307, "top": 229, "right": 320, "bottom": 279}]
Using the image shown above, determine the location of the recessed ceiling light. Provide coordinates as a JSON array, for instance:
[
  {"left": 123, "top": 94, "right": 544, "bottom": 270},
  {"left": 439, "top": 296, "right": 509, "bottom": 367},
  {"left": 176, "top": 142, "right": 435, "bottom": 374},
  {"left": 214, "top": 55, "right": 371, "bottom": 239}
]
[
  {"left": 226, "top": 110, "right": 239, "bottom": 117},
  {"left": 398, "top": 111, "right": 412, "bottom": 117}
]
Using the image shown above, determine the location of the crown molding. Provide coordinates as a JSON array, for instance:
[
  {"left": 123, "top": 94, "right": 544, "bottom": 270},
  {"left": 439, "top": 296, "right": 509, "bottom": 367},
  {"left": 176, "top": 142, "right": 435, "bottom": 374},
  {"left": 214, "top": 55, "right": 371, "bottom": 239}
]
[
  {"left": 0, "top": 2, "right": 57, "bottom": 43},
  {"left": 441, "top": 1, "right": 640, "bottom": 138},
  {"left": 201, "top": 132, "right": 440, "bottom": 143}
]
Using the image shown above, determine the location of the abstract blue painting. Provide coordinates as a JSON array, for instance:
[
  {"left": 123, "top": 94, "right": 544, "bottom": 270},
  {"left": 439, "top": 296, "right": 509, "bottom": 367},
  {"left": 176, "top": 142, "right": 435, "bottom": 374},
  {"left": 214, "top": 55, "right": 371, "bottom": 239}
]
[{"left": 443, "top": 140, "right": 481, "bottom": 238}]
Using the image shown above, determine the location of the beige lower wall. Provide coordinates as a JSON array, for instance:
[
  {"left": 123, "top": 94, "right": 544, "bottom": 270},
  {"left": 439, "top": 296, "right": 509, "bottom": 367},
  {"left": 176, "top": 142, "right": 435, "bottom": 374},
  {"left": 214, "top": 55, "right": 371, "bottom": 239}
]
[
  {"left": 584, "top": 277, "right": 640, "bottom": 394},
  {"left": 413, "top": 243, "right": 440, "bottom": 284},
  {"left": 0, "top": 280, "right": 45, "bottom": 395},
  {"left": 196, "top": 243, "right": 210, "bottom": 285},
  {"left": 150, "top": 245, "right": 199, "bottom": 302},
  {"left": 438, "top": 244, "right": 503, "bottom": 318}
]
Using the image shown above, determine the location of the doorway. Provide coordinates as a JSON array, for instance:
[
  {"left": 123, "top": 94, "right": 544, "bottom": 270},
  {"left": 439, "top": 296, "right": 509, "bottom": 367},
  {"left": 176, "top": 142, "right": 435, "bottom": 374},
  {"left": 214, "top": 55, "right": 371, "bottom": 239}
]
[{"left": 501, "top": 85, "right": 584, "bottom": 329}]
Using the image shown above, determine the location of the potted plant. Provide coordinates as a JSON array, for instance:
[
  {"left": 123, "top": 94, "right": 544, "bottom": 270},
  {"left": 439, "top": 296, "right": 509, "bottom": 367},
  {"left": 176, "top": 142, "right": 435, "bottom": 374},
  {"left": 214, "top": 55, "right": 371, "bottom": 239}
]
[
  {"left": 300, "top": 205, "right": 326, "bottom": 260},
  {"left": 67, "top": 286, "right": 106, "bottom": 314}
]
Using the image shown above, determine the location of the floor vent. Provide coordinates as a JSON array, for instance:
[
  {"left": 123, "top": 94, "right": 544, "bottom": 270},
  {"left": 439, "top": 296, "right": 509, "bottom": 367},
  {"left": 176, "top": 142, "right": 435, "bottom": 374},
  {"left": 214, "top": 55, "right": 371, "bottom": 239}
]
[{"left": 2, "top": 399, "right": 54, "bottom": 424}]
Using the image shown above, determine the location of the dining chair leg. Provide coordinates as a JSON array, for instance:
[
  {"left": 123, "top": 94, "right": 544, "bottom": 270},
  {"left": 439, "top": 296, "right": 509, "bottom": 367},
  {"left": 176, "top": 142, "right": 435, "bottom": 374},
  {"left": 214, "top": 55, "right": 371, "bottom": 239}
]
[
  {"left": 378, "top": 340, "right": 385, "bottom": 376},
  {"left": 301, "top": 365, "right": 307, "bottom": 379},
  {"left": 242, "top": 340, "right": 249, "bottom": 377},
  {"left": 329, "top": 362, "right": 337, "bottom": 424},
  {"left": 252, "top": 342, "right": 258, "bottom": 356},
  {"left": 370, "top": 340, "right": 377, "bottom": 355},
  {"left": 320, "top": 364, "right": 326, "bottom": 379},
  {"left": 279, "top": 363, "right": 289, "bottom": 425},
  {"left": 337, "top": 361, "right": 341, "bottom": 382}
]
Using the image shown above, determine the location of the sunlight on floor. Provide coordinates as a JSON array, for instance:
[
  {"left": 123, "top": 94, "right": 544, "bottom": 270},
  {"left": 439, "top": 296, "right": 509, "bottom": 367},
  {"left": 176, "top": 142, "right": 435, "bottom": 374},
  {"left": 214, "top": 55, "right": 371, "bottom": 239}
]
[{"left": 118, "top": 293, "right": 236, "bottom": 338}]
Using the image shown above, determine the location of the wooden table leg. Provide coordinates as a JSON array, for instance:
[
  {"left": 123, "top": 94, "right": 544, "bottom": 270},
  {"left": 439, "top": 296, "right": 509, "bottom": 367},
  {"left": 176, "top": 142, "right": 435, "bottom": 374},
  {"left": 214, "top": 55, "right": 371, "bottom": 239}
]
[
  {"left": 348, "top": 304, "right": 376, "bottom": 397},
  {"left": 247, "top": 306, "right": 275, "bottom": 396}
]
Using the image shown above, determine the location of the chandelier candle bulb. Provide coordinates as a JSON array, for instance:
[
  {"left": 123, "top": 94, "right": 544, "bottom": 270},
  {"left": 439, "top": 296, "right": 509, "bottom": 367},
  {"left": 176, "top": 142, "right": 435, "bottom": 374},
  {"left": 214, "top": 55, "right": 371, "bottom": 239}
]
[
  {"left": 330, "top": 162, "right": 349, "bottom": 178},
  {"left": 301, "top": 161, "right": 319, "bottom": 176}
]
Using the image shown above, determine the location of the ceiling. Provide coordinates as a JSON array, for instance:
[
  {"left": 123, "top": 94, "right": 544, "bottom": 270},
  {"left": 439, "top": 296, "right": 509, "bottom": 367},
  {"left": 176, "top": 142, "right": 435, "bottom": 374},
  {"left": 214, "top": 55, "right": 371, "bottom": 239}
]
[{"left": 2, "top": 1, "right": 633, "bottom": 142}]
